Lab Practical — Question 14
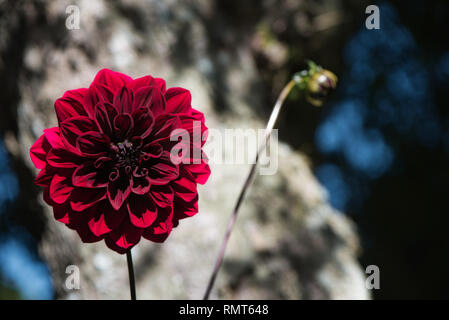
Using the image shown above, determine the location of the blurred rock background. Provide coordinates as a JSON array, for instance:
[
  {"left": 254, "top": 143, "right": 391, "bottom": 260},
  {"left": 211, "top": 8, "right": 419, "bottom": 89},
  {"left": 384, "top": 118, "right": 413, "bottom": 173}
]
[{"left": 1, "top": 0, "right": 448, "bottom": 300}]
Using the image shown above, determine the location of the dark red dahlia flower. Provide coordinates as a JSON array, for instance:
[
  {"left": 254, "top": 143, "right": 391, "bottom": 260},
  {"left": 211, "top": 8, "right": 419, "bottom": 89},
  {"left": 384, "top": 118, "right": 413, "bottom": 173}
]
[{"left": 30, "top": 69, "right": 210, "bottom": 254}]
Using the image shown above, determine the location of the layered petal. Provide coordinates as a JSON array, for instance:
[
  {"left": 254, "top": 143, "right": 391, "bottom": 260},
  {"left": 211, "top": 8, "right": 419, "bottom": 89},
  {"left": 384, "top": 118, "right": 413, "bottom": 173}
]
[
  {"left": 127, "top": 194, "right": 158, "bottom": 228},
  {"left": 107, "top": 169, "right": 131, "bottom": 210},
  {"left": 49, "top": 174, "right": 73, "bottom": 204},
  {"left": 148, "top": 151, "right": 179, "bottom": 185},
  {"left": 165, "top": 87, "right": 191, "bottom": 114},
  {"left": 88, "top": 203, "right": 127, "bottom": 237},
  {"left": 72, "top": 162, "right": 109, "bottom": 188},
  {"left": 54, "top": 88, "right": 89, "bottom": 123},
  {"left": 92, "top": 69, "right": 132, "bottom": 94},
  {"left": 105, "top": 219, "right": 144, "bottom": 253}
]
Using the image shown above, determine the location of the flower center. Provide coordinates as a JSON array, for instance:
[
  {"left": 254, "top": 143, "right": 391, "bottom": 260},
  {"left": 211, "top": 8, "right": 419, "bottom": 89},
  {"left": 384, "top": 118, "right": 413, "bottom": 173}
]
[{"left": 110, "top": 139, "right": 141, "bottom": 169}]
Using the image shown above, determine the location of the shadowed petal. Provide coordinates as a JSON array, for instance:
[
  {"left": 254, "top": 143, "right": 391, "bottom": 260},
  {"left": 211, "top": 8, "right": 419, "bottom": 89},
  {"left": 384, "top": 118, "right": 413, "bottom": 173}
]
[
  {"left": 44, "top": 127, "right": 65, "bottom": 149},
  {"left": 92, "top": 69, "right": 132, "bottom": 94},
  {"left": 148, "top": 151, "right": 179, "bottom": 185},
  {"left": 88, "top": 203, "right": 126, "bottom": 237},
  {"left": 114, "top": 114, "right": 134, "bottom": 141},
  {"left": 142, "top": 142, "right": 163, "bottom": 158},
  {"left": 70, "top": 187, "right": 107, "bottom": 212},
  {"left": 105, "top": 219, "right": 144, "bottom": 253},
  {"left": 114, "top": 85, "right": 134, "bottom": 114},
  {"left": 184, "top": 161, "right": 211, "bottom": 185},
  {"left": 55, "top": 88, "right": 89, "bottom": 123},
  {"left": 151, "top": 114, "right": 181, "bottom": 145},
  {"left": 95, "top": 102, "right": 117, "bottom": 137},
  {"left": 60, "top": 116, "right": 98, "bottom": 147},
  {"left": 107, "top": 170, "right": 131, "bottom": 210},
  {"left": 76, "top": 223, "right": 105, "bottom": 243},
  {"left": 165, "top": 87, "right": 191, "bottom": 114},
  {"left": 131, "top": 167, "right": 151, "bottom": 195},
  {"left": 35, "top": 166, "right": 52, "bottom": 187},
  {"left": 72, "top": 162, "right": 109, "bottom": 188},
  {"left": 49, "top": 174, "right": 73, "bottom": 204},
  {"left": 127, "top": 194, "right": 157, "bottom": 228},
  {"left": 126, "top": 75, "right": 153, "bottom": 91},
  {"left": 173, "top": 194, "right": 199, "bottom": 220},
  {"left": 76, "top": 131, "right": 109, "bottom": 156},
  {"left": 171, "top": 173, "right": 197, "bottom": 202},
  {"left": 30, "top": 135, "right": 46, "bottom": 169},
  {"left": 46, "top": 148, "right": 82, "bottom": 168},
  {"left": 142, "top": 205, "right": 173, "bottom": 243},
  {"left": 150, "top": 184, "right": 174, "bottom": 208},
  {"left": 132, "top": 107, "right": 154, "bottom": 138}
]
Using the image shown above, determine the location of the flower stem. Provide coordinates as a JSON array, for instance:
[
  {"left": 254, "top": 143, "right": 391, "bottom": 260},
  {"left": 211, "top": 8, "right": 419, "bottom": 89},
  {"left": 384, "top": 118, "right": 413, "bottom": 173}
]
[
  {"left": 126, "top": 250, "right": 136, "bottom": 300},
  {"left": 203, "top": 79, "right": 296, "bottom": 300}
]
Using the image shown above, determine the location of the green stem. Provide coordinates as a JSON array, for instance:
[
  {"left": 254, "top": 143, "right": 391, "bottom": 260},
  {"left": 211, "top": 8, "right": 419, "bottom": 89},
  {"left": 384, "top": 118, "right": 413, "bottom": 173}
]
[
  {"left": 126, "top": 250, "right": 136, "bottom": 300},
  {"left": 202, "top": 80, "right": 296, "bottom": 300}
]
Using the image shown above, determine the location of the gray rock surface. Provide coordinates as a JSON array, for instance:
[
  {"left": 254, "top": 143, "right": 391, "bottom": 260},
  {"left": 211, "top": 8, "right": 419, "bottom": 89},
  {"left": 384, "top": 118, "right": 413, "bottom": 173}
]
[{"left": 0, "top": 0, "right": 369, "bottom": 299}]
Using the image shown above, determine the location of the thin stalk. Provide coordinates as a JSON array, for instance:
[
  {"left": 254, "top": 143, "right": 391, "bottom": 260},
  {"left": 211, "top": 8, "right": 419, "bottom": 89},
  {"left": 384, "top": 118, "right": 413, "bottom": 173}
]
[
  {"left": 203, "top": 80, "right": 296, "bottom": 300},
  {"left": 126, "top": 250, "right": 136, "bottom": 300}
]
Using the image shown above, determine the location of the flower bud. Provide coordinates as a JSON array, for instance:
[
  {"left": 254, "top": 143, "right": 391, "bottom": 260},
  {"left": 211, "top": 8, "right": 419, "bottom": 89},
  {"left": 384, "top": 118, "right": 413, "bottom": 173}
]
[{"left": 305, "top": 69, "right": 338, "bottom": 107}]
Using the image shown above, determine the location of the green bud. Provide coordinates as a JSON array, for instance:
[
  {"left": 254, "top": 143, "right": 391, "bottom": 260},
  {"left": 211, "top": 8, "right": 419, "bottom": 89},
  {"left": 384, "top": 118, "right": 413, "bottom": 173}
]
[
  {"left": 292, "top": 61, "right": 338, "bottom": 107},
  {"left": 305, "top": 69, "right": 338, "bottom": 107}
]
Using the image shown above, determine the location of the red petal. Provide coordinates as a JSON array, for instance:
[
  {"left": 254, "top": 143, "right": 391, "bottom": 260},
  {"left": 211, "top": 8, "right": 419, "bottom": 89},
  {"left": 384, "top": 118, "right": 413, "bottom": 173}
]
[
  {"left": 126, "top": 76, "right": 165, "bottom": 92},
  {"left": 148, "top": 151, "right": 179, "bottom": 185},
  {"left": 53, "top": 203, "right": 70, "bottom": 224},
  {"left": 165, "top": 87, "right": 191, "bottom": 113},
  {"left": 60, "top": 116, "right": 98, "bottom": 147},
  {"left": 127, "top": 194, "right": 157, "bottom": 228},
  {"left": 49, "top": 174, "right": 73, "bottom": 204},
  {"left": 72, "top": 162, "right": 109, "bottom": 188},
  {"left": 43, "top": 127, "right": 65, "bottom": 149},
  {"left": 54, "top": 88, "right": 89, "bottom": 123},
  {"left": 142, "top": 206, "right": 173, "bottom": 243},
  {"left": 46, "top": 148, "right": 81, "bottom": 168},
  {"left": 126, "top": 75, "right": 154, "bottom": 91},
  {"left": 70, "top": 187, "right": 107, "bottom": 212},
  {"left": 92, "top": 69, "right": 132, "bottom": 94},
  {"left": 76, "top": 223, "right": 104, "bottom": 243},
  {"left": 88, "top": 204, "right": 126, "bottom": 237},
  {"left": 151, "top": 114, "right": 181, "bottom": 143},
  {"left": 131, "top": 172, "right": 151, "bottom": 195},
  {"left": 184, "top": 162, "right": 211, "bottom": 185},
  {"left": 35, "top": 166, "right": 52, "bottom": 187},
  {"left": 173, "top": 194, "right": 199, "bottom": 220},
  {"left": 95, "top": 102, "right": 117, "bottom": 137},
  {"left": 150, "top": 78, "right": 166, "bottom": 93},
  {"left": 106, "top": 219, "right": 143, "bottom": 252},
  {"left": 53, "top": 202, "right": 90, "bottom": 229},
  {"left": 150, "top": 185, "right": 174, "bottom": 208},
  {"left": 132, "top": 86, "right": 156, "bottom": 110},
  {"left": 107, "top": 170, "right": 131, "bottom": 210},
  {"left": 132, "top": 107, "right": 154, "bottom": 138},
  {"left": 76, "top": 131, "right": 109, "bottom": 156},
  {"left": 142, "top": 142, "right": 163, "bottom": 158},
  {"left": 30, "top": 135, "right": 46, "bottom": 169},
  {"left": 81, "top": 84, "right": 114, "bottom": 118},
  {"left": 114, "top": 86, "right": 134, "bottom": 114},
  {"left": 171, "top": 173, "right": 197, "bottom": 202},
  {"left": 113, "top": 114, "right": 134, "bottom": 141}
]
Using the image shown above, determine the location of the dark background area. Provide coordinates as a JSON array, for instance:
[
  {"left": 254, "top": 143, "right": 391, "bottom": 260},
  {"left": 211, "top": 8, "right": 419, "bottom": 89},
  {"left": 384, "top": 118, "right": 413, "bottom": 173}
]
[{"left": 275, "top": 0, "right": 449, "bottom": 299}]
